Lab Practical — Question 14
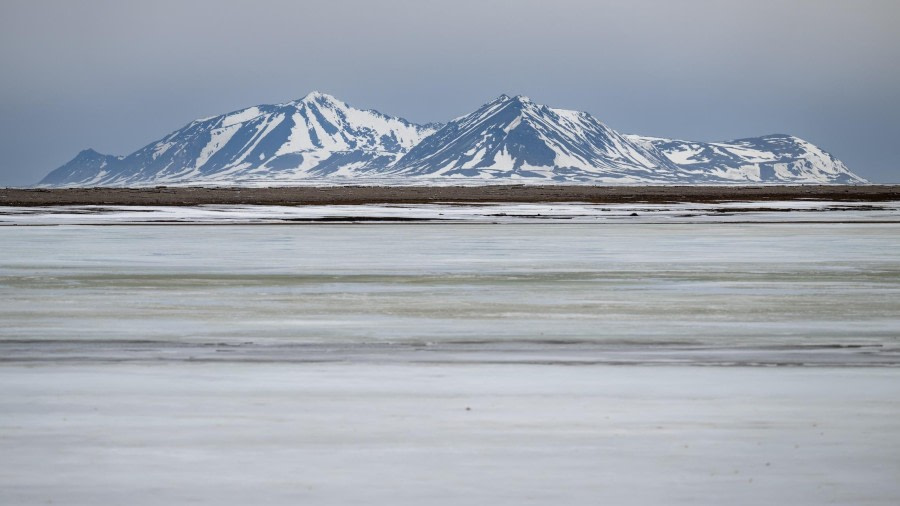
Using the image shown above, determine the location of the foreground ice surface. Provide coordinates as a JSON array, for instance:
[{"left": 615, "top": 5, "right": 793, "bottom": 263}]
[
  {"left": 2, "top": 220, "right": 898, "bottom": 359},
  {"left": 1, "top": 364, "right": 899, "bottom": 505},
  {"left": 1, "top": 213, "right": 899, "bottom": 504}
]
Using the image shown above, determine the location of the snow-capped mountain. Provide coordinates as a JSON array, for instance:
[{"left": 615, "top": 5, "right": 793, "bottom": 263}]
[
  {"left": 40, "top": 92, "right": 439, "bottom": 186},
  {"left": 39, "top": 92, "right": 865, "bottom": 186},
  {"left": 40, "top": 149, "right": 125, "bottom": 186},
  {"left": 390, "top": 94, "right": 693, "bottom": 182}
]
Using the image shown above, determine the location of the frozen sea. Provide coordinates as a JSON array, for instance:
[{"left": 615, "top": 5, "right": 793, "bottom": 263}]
[{"left": 1, "top": 202, "right": 899, "bottom": 505}]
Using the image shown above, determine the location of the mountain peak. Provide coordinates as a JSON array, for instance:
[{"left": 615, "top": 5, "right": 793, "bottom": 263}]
[
  {"left": 491, "top": 94, "right": 532, "bottom": 105},
  {"left": 73, "top": 148, "right": 111, "bottom": 160},
  {"left": 298, "top": 90, "right": 341, "bottom": 105},
  {"left": 392, "top": 94, "right": 677, "bottom": 179}
]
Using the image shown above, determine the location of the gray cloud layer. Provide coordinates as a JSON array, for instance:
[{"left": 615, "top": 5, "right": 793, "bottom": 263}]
[{"left": 1, "top": 0, "right": 898, "bottom": 185}]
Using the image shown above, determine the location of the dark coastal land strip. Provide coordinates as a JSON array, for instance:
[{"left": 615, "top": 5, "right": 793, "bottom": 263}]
[{"left": 2, "top": 185, "right": 899, "bottom": 207}]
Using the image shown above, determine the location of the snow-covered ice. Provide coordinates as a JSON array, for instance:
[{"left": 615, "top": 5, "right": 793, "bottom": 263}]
[
  {"left": 1, "top": 364, "right": 899, "bottom": 505},
  {"left": 1, "top": 215, "right": 899, "bottom": 504},
  {"left": 1, "top": 200, "right": 898, "bottom": 225}
]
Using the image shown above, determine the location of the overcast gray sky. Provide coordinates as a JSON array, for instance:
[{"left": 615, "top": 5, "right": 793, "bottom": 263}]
[{"left": 1, "top": 0, "right": 898, "bottom": 185}]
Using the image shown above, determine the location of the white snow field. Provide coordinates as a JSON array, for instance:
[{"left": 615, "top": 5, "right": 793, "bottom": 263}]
[
  {"left": 1, "top": 211, "right": 899, "bottom": 505},
  {"left": 1, "top": 364, "right": 898, "bottom": 506}
]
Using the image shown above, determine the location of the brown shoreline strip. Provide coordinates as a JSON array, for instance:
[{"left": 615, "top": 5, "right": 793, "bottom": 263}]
[{"left": 2, "top": 185, "right": 899, "bottom": 206}]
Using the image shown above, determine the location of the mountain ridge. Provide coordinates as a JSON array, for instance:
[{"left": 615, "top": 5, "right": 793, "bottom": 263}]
[{"left": 40, "top": 92, "right": 866, "bottom": 186}]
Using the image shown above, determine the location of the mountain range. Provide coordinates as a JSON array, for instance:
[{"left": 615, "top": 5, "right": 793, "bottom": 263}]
[{"left": 40, "top": 92, "right": 865, "bottom": 186}]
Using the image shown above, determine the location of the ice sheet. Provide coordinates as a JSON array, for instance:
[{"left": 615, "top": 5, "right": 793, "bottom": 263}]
[
  {"left": 2, "top": 222, "right": 898, "bottom": 362},
  {"left": 3, "top": 218, "right": 899, "bottom": 505},
  {"left": 1, "top": 364, "right": 898, "bottom": 505}
]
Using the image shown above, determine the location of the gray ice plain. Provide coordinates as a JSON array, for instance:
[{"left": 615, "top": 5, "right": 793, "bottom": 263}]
[{"left": 1, "top": 202, "right": 899, "bottom": 505}]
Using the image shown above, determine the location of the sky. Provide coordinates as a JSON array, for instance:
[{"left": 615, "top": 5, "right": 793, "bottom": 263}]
[{"left": 1, "top": 0, "right": 898, "bottom": 185}]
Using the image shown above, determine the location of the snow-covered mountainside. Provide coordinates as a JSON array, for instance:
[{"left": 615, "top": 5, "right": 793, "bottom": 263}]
[
  {"left": 40, "top": 92, "right": 439, "bottom": 186},
  {"left": 626, "top": 134, "right": 865, "bottom": 184},
  {"left": 40, "top": 92, "right": 865, "bottom": 186},
  {"left": 40, "top": 149, "right": 125, "bottom": 186},
  {"left": 390, "top": 94, "right": 694, "bottom": 182}
]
